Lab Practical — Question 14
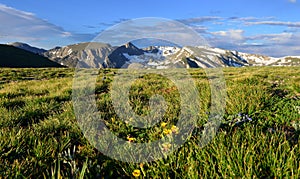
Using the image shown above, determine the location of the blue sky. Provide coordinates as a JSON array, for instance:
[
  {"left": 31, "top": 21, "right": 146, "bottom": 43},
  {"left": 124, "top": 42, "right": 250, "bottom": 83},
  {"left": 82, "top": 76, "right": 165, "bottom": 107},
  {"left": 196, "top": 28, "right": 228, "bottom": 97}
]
[{"left": 0, "top": 0, "right": 300, "bottom": 56}]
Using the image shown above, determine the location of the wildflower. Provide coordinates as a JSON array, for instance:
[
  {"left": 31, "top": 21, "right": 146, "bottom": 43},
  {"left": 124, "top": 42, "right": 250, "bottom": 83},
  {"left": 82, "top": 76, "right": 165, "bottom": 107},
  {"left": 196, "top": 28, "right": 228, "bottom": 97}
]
[
  {"left": 163, "top": 129, "right": 172, "bottom": 135},
  {"left": 162, "top": 143, "right": 172, "bottom": 151},
  {"left": 161, "top": 122, "right": 167, "bottom": 128},
  {"left": 77, "top": 145, "right": 84, "bottom": 152},
  {"left": 127, "top": 136, "right": 135, "bottom": 142},
  {"left": 139, "top": 163, "right": 144, "bottom": 168},
  {"left": 125, "top": 118, "right": 133, "bottom": 124},
  {"left": 245, "top": 115, "right": 252, "bottom": 121},
  {"left": 132, "top": 169, "right": 141, "bottom": 177},
  {"left": 171, "top": 125, "right": 179, "bottom": 134}
]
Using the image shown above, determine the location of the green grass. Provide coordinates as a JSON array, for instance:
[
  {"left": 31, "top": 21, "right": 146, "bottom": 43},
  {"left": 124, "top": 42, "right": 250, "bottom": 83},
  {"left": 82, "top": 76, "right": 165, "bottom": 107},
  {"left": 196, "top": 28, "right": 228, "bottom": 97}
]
[{"left": 0, "top": 67, "right": 299, "bottom": 178}]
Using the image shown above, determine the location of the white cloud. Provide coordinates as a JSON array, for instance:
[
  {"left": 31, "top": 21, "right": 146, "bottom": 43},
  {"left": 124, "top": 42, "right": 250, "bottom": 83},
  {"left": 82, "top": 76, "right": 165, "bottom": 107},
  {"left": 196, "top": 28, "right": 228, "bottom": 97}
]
[
  {"left": 289, "top": 0, "right": 297, "bottom": 3},
  {"left": 243, "top": 32, "right": 300, "bottom": 56},
  {"left": 211, "top": 31, "right": 227, "bottom": 36},
  {"left": 0, "top": 4, "right": 74, "bottom": 48},
  {"left": 207, "top": 27, "right": 300, "bottom": 57},
  {"left": 210, "top": 29, "right": 245, "bottom": 43},
  {"left": 246, "top": 21, "right": 300, "bottom": 27},
  {"left": 178, "top": 16, "right": 223, "bottom": 25},
  {"left": 1, "top": 8, "right": 300, "bottom": 57},
  {"left": 190, "top": 16, "right": 300, "bottom": 57},
  {"left": 249, "top": 33, "right": 293, "bottom": 44},
  {"left": 0, "top": 4, "right": 35, "bottom": 19}
]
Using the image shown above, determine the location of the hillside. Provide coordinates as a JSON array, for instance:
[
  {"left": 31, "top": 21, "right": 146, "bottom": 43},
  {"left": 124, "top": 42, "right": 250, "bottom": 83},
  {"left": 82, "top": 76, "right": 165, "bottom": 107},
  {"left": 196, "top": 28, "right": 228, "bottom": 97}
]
[
  {"left": 0, "top": 44, "right": 64, "bottom": 68},
  {"left": 8, "top": 42, "right": 47, "bottom": 55}
]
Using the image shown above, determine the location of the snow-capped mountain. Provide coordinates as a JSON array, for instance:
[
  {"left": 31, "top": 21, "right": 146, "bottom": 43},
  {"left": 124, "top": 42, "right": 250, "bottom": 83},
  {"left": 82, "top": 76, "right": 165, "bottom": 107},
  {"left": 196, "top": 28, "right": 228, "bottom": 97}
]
[
  {"left": 239, "top": 53, "right": 300, "bottom": 66},
  {"left": 44, "top": 42, "right": 115, "bottom": 67},
  {"left": 118, "top": 46, "right": 181, "bottom": 69},
  {"left": 103, "top": 42, "right": 144, "bottom": 68},
  {"left": 43, "top": 42, "right": 300, "bottom": 68}
]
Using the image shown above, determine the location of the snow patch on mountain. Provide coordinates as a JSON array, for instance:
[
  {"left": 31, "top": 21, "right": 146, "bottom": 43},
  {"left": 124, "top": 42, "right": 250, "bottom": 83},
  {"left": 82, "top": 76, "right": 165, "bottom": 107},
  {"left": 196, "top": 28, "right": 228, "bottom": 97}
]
[{"left": 156, "top": 46, "right": 181, "bottom": 56}]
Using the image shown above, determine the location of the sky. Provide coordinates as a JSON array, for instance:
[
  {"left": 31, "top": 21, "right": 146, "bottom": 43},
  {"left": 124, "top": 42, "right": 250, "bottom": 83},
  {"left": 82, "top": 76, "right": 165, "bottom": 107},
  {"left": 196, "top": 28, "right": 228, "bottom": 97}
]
[{"left": 0, "top": 0, "right": 300, "bottom": 57}]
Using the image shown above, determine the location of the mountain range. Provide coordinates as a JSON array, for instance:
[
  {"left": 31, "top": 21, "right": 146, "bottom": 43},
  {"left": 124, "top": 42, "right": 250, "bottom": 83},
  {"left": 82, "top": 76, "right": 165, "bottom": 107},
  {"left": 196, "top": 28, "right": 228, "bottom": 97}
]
[{"left": 2, "top": 42, "right": 300, "bottom": 68}]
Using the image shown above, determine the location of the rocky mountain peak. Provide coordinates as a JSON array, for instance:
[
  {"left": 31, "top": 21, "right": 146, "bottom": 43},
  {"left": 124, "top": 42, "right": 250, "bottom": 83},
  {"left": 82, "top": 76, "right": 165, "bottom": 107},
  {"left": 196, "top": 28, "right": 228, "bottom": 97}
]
[
  {"left": 124, "top": 42, "right": 136, "bottom": 48},
  {"left": 40, "top": 42, "right": 300, "bottom": 68}
]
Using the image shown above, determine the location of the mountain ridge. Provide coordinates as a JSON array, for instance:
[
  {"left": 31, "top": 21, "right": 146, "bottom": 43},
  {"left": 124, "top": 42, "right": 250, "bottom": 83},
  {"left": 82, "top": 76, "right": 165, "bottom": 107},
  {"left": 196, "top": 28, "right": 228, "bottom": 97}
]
[
  {"left": 43, "top": 42, "right": 300, "bottom": 68},
  {"left": 3, "top": 42, "right": 300, "bottom": 68},
  {"left": 8, "top": 42, "right": 47, "bottom": 55},
  {"left": 0, "top": 44, "right": 64, "bottom": 68}
]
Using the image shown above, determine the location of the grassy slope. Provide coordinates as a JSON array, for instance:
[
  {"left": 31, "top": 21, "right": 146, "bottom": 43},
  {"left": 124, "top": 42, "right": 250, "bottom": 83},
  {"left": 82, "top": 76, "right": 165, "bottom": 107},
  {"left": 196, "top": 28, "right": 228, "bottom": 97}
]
[
  {"left": 0, "top": 44, "right": 64, "bottom": 67},
  {"left": 0, "top": 67, "right": 299, "bottom": 178}
]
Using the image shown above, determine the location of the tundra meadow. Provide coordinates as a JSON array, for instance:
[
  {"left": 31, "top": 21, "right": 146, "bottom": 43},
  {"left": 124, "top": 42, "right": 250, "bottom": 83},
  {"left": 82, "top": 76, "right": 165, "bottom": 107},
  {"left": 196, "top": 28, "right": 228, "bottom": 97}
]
[{"left": 0, "top": 67, "right": 299, "bottom": 178}]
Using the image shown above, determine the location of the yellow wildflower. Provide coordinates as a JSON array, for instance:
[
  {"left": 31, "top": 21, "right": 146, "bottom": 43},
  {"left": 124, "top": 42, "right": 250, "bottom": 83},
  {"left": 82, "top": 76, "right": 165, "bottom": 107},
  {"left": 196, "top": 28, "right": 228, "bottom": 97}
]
[
  {"left": 161, "top": 122, "right": 167, "bottom": 128},
  {"left": 162, "top": 143, "right": 172, "bottom": 151},
  {"left": 77, "top": 145, "right": 84, "bottom": 153},
  {"left": 139, "top": 163, "right": 144, "bottom": 168},
  {"left": 111, "top": 117, "right": 115, "bottom": 123},
  {"left": 127, "top": 136, "right": 135, "bottom": 142},
  {"left": 132, "top": 169, "right": 141, "bottom": 177},
  {"left": 163, "top": 129, "right": 172, "bottom": 135},
  {"left": 171, "top": 125, "right": 179, "bottom": 134}
]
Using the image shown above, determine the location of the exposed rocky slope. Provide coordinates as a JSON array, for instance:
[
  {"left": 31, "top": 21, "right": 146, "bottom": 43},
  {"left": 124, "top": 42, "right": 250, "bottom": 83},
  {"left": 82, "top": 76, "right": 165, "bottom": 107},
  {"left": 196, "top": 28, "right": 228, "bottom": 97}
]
[
  {"left": 43, "top": 42, "right": 115, "bottom": 68},
  {"left": 29, "top": 42, "right": 300, "bottom": 68}
]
